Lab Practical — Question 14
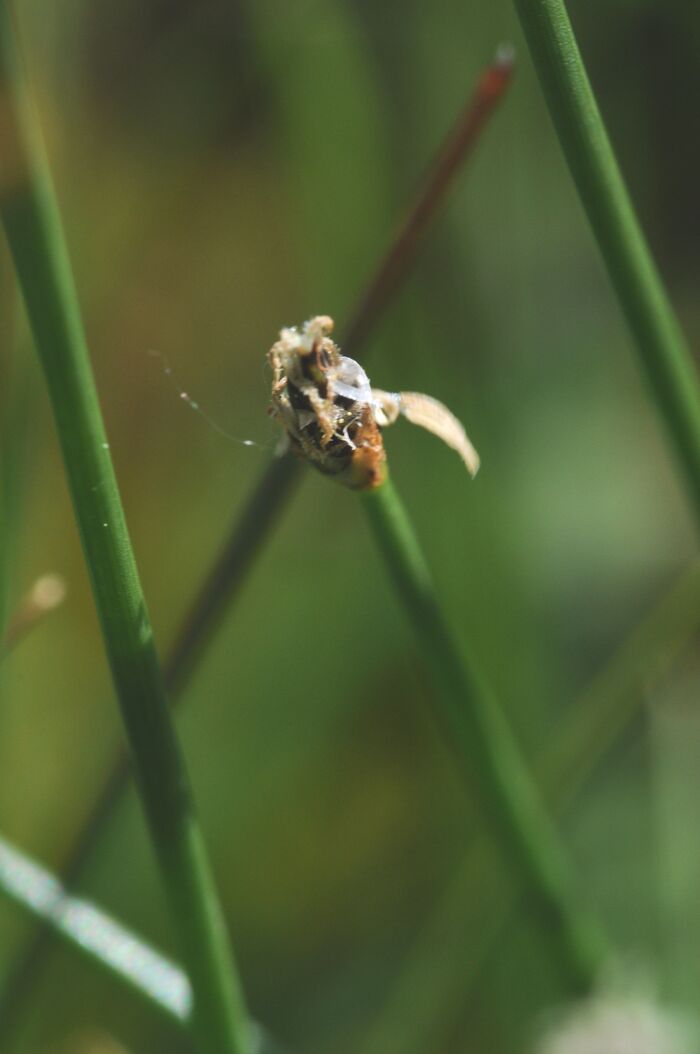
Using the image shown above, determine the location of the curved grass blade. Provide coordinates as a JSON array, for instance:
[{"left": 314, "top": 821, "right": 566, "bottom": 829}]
[{"left": 0, "top": 6, "right": 250, "bottom": 1052}]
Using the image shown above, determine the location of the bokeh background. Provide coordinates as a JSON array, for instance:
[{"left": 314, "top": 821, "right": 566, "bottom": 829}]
[{"left": 1, "top": 1, "right": 700, "bottom": 1051}]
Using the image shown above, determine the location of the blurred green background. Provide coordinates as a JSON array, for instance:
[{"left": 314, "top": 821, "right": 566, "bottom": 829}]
[{"left": 1, "top": 0, "right": 700, "bottom": 1051}]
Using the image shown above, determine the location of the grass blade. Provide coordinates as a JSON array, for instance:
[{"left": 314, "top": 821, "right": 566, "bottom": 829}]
[
  {"left": 362, "top": 475, "right": 610, "bottom": 992},
  {"left": 0, "top": 265, "right": 25, "bottom": 656},
  {"left": 538, "top": 560, "right": 700, "bottom": 803},
  {"left": 0, "top": 6, "right": 250, "bottom": 1051},
  {"left": 362, "top": 557, "right": 700, "bottom": 1054},
  {"left": 512, "top": 0, "right": 700, "bottom": 520}
]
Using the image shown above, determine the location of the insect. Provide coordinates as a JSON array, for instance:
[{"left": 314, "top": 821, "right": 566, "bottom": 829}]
[{"left": 268, "top": 316, "right": 480, "bottom": 490}]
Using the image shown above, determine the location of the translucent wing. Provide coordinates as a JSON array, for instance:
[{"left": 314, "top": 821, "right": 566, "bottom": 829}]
[{"left": 396, "top": 391, "right": 480, "bottom": 477}]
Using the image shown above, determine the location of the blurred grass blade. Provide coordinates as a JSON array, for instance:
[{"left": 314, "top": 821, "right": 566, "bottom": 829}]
[
  {"left": 0, "top": 835, "right": 192, "bottom": 1023},
  {"left": 362, "top": 557, "right": 700, "bottom": 1054},
  {"left": 650, "top": 678, "right": 700, "bottom": 1007},
  {"left": 513, "top": 0, "right": 700, "bottom": 519},
  {"left": 0, "top": 6, "right": 250, "bottom": 1052},
  {"left": 362, "top": 475, "right": 611, "bottom": 992},
  {"left": 361, "top": 835, "right": 511, "bottom": 1054},
  {"left": 0, "top": 270, "right": 26, "bottom": 660},
  {"left": 0, "top": 838, "right": 283, "bottom": 1054},
  {"left": 537, "top": 559, "right": 700, "bottom": 802},
  {"left": 0, "top": 381, "right": 24, "bottom": 653}
]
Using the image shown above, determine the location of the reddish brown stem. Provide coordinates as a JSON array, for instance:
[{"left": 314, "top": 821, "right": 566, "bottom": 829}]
[{"left": 343, "top": 46, "right": 514, "bottom": 357}]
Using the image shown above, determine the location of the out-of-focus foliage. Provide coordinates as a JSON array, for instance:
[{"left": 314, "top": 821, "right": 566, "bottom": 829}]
[{"left": 1, "top": 1, "right": 699, "bottom": 1052}]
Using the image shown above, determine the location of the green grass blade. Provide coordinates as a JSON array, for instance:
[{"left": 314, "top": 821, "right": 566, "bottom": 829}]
[
  {"left": 361, "top": 475, "right": 610, "bottom": 992},
  {"left": 512, "top": 0, "right": 700, "bottom": 519},
  {"left": 538, "top": 559, "right": 700, "bottom": 804},
  {"left": 0, "top": 260, "right": 24, "bottom": 656},
  {"left": 0, "top": 7, "right": 250, "bottom": 1052},
  {"left": 362, "top": 557, "right": 700, "bottom": 1054},
  {"left": 650, "top": 684, "right": 700, "bottom": 1008},
  {"left": 0, "top": 377, "right": 24, "bottom": 657}
]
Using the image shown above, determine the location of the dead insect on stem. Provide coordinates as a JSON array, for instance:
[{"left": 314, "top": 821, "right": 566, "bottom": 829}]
[{"left": 268, "top": 316, "right": 480, "bottom": 489}]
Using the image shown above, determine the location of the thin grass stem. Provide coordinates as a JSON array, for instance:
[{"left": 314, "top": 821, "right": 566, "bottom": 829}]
[
  {"left": 362, "top": 557, "right": 700, "bottom": 1054},
  {"left": 0, "top": 6, "right": 250, "bottom": 1052},
  {"left": 342, "top": 46, "right": 513, "bottom": 357},
  {"left": 539, "top": 559, "right": 700, "bottom": 804},
  {"left": 361, "top": 475, "right": 610, "bottom": 992},
  {"left": 513, "top": 0, "right": 700, "bottom": 520}
]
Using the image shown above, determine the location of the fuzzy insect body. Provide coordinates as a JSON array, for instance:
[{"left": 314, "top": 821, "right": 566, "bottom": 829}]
[{"left": 268, "top": 316, "right": 479, "bottom": 489}]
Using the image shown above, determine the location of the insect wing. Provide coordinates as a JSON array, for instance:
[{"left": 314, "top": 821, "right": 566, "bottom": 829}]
[{"left": 398, "top": 391, "right": 480, "bottom": 477}]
